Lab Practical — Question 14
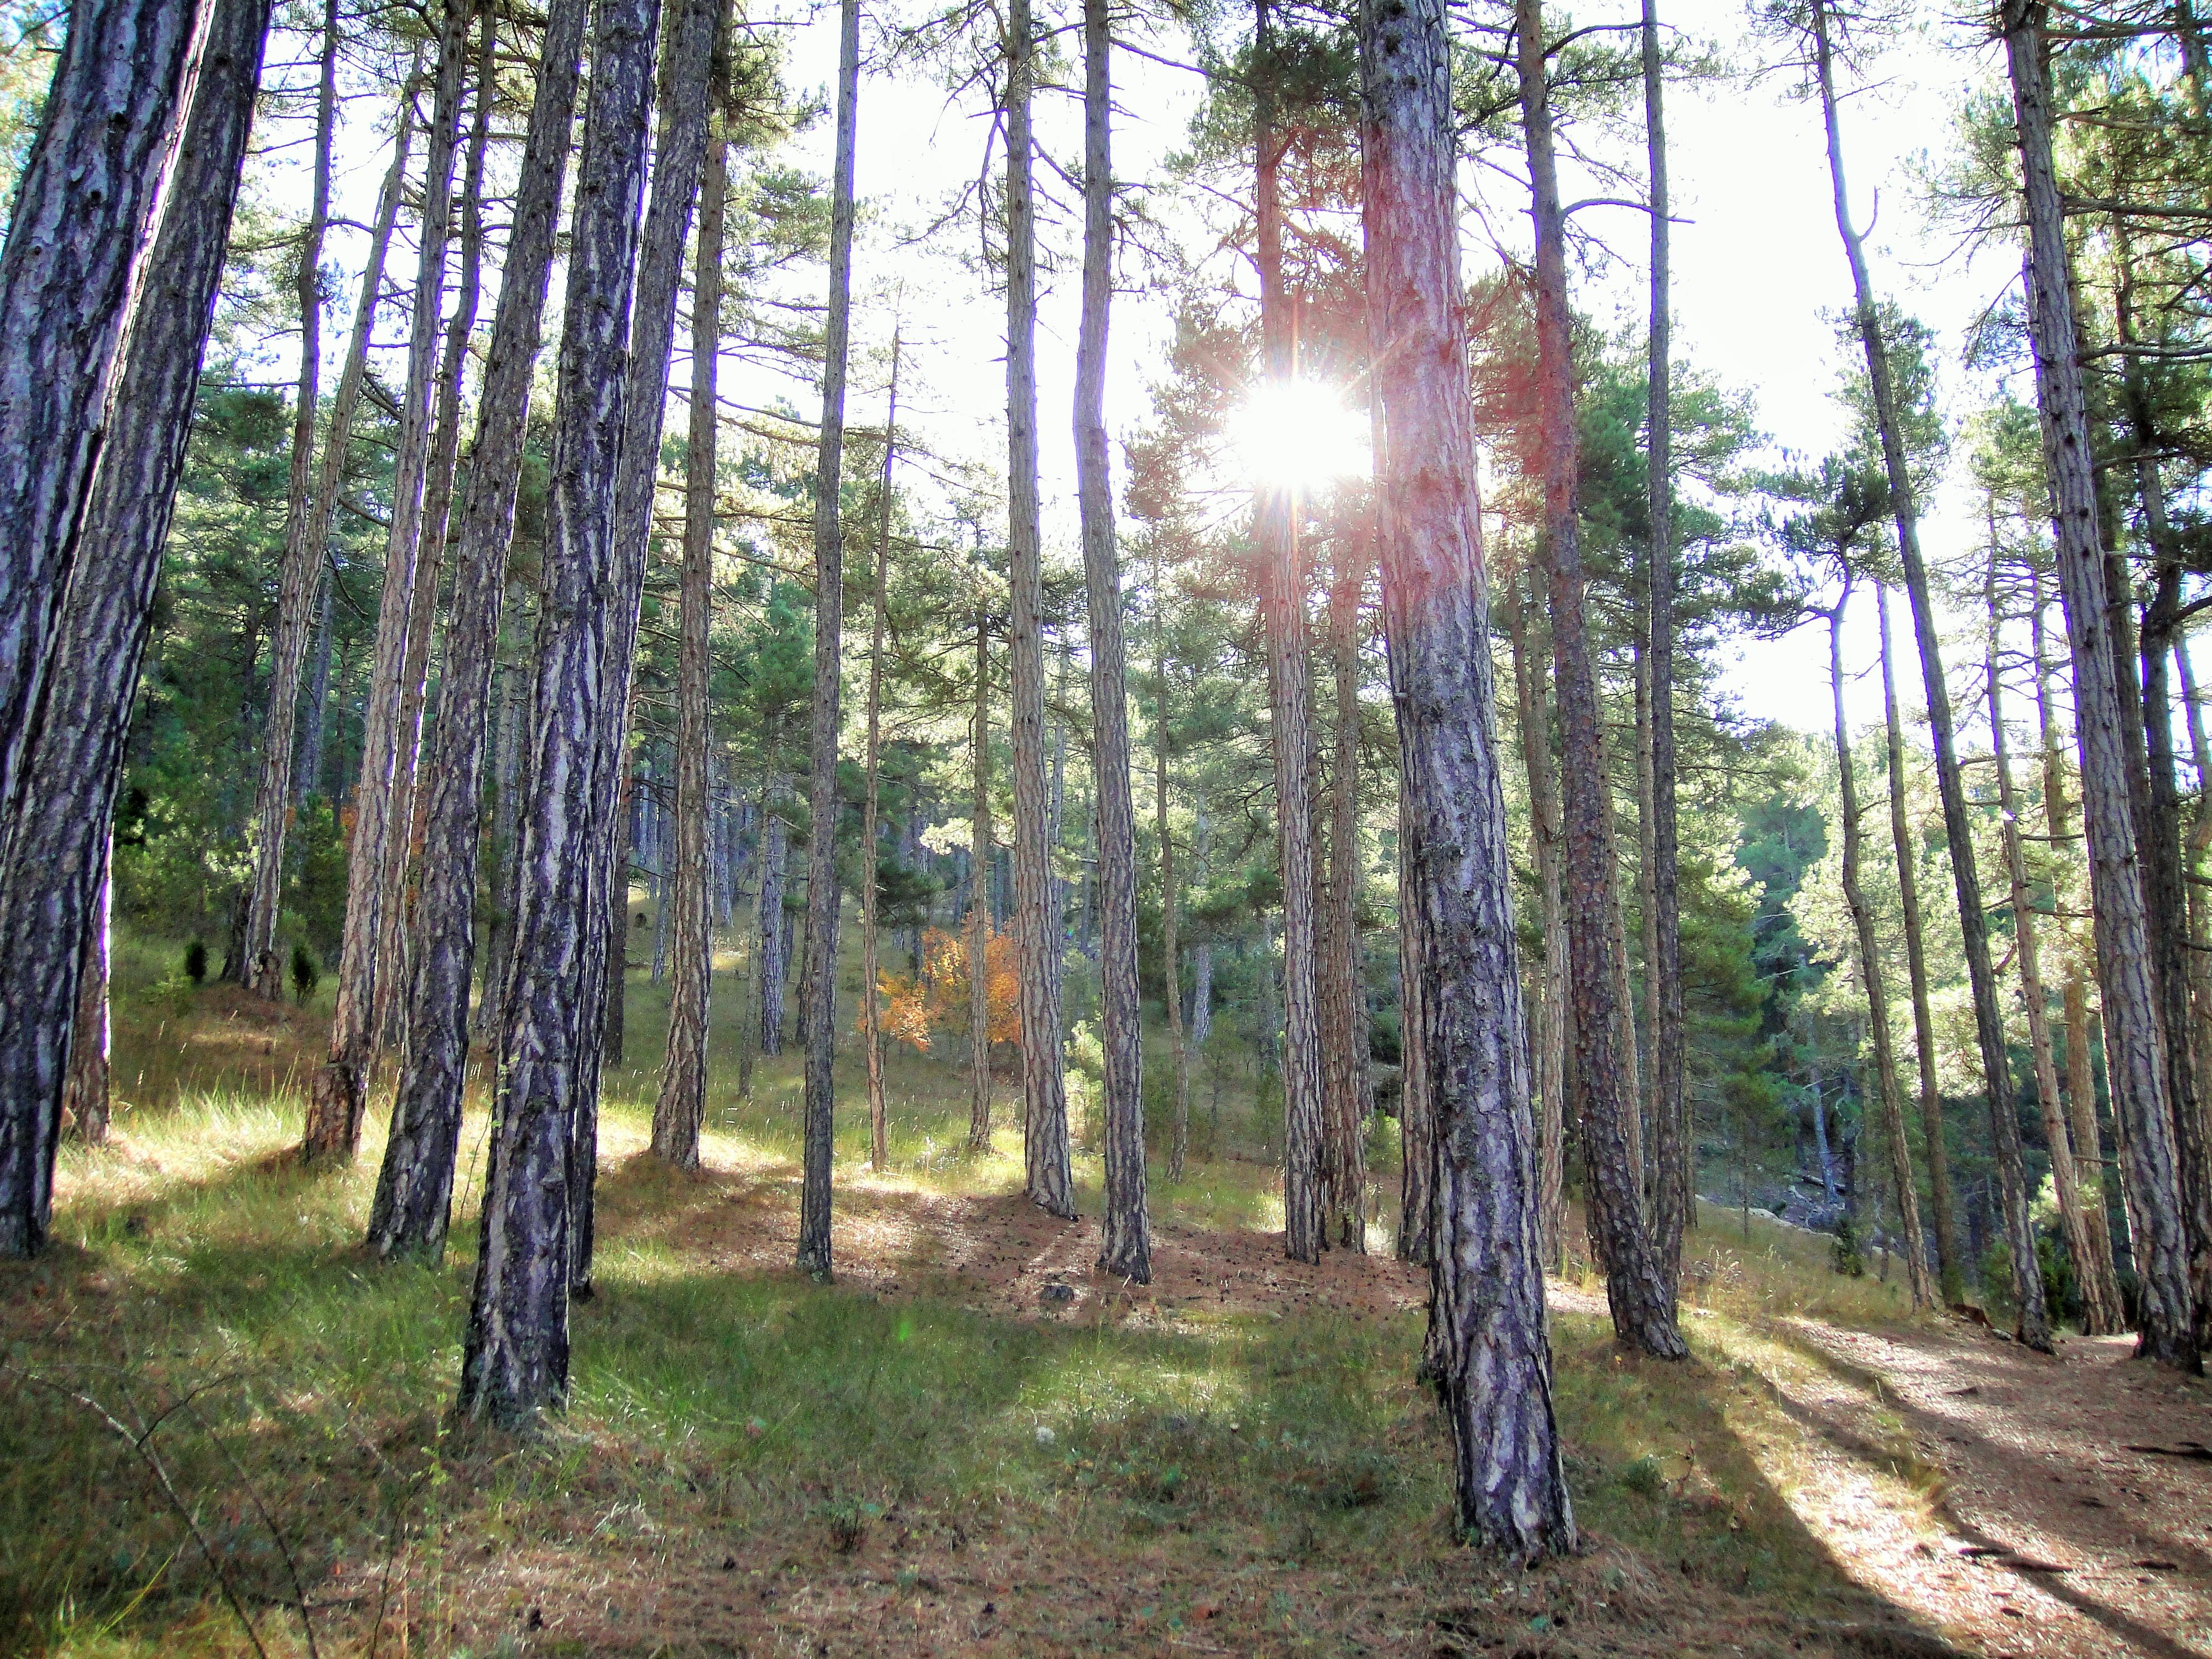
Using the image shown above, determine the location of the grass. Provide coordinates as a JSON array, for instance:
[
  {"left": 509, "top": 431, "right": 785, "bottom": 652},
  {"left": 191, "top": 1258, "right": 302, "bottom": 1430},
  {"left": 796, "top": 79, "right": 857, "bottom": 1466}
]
[{"left": 0, "top": 924, "right": 1964, "bottom": 1657}]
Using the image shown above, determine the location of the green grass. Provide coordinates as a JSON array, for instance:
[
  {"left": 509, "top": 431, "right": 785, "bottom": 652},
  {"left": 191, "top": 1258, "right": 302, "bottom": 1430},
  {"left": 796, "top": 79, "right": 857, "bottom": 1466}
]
[{"left": 0, "top": 926, "right": 1955, "bottom": 1657}]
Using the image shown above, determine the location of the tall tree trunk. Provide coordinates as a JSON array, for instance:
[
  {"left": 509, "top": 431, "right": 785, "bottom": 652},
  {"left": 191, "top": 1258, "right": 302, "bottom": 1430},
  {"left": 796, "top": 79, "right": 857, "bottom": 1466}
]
[
  {"left": 367, "top": 0, "right": 589, "bottom": 1260},
  {"left": 1006, "top": 0, "right": 1073, "bottom": 1218},
  {"left": 859, "top": 327, "right": 900, "bottom": 1172},
  {"left": 0, "top": 0, "right": 198, "bottom": 839},
  {"left": 1507, "top": 575, "right": 1569, "bottom": 1272},
  {"left": 2177, "top": 642, "right": 2212, "bottom": 1252},
  {"left": 794, "top": 0, "right": 859, "bottom": 1277},
  {"left": 1826, "top": 588, "right": 1932, "bottom": 1307},
  {"left": 2036, "top": 582, "right": 2125, "bottom": 1328},
  {"left": 1641, "top": 0, "right": 1687, "bottom": 1265},
  {"left": 0, "top": 0, "right": 268, "bottom": 1258},
  {"left": 238, "top": 0, "right": 337, "bottom": 994},
  {"left": 1984, "top": 539, "right": 2099, "bottom": 1327},
  {"left": 304, "top": 0, "right": 470, "bottom": 1161},
  {"left": 1321, "top": 545, "right": 1369, "bottom": 1249},
  {"left": 1255, "top": 0, "right": 1324, "bottom": 1261},
  {"left": 373, "top": 11, "right": 497, "bottom": 1046},
  {"left": 374, "top": 9, "right": 495, "bottom": 1046},
  {"left": 758, "top": 772, "right": 789, "bottom": 1054},
  {"left": 1517, "top": 0, "right": 1682, "bottom": 1358},
  {"left": 1874, "top": 583, "right": 1963, "bottom": 1297},
  {"left": 2002, "top": 0, "right": 2198, "bottom": 1370},
  {"left": 1363, "top": 0, "right": 1577, "bottom": 1550},
  {"left": 653, "top": 66, "right": 729, "bottom": 1171},
  {"left": 1815, "top": 0, "right": 2048, "bottom": 1346},
  {"left": 567, "top": 0, "right": 716, "bottom": 1292},
  {"left": 969, "top": 609, "right": 994, "bottom": 1147},
  {"left": 1156, "top": 552, "right": 1190, "bottom": 1183},
  {"left": 456, "top": 0, "right": 661, "bottom": 1426},
  {"left": 1077, "top": 0, "right": 1147, "bottom": 1280},
  {"left": 2118, "top": 239, "right": 2212, "bottom": 1348},
  {"left": 1392, "top": 773, "right": 1433, "bottom": 1264}
]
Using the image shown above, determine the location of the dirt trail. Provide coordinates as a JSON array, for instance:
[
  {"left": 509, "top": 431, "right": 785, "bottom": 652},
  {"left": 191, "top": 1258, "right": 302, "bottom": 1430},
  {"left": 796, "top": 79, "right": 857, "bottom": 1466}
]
[{"left": 1747, "top": 1312, "right": 2212, "bottom": 1658}]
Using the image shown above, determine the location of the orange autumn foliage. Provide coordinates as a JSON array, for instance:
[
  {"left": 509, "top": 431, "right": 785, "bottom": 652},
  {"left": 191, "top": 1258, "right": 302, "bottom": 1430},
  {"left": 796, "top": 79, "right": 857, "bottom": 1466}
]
[{"left": 870, "top": 925, "right": 1019, "bottom": 1052}]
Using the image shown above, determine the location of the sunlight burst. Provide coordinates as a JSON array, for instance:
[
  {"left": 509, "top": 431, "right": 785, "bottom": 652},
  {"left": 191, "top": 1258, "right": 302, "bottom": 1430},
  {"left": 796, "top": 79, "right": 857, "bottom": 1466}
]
[{"left": 1230, "top": 379, "right": 1370, "bottom": 494}]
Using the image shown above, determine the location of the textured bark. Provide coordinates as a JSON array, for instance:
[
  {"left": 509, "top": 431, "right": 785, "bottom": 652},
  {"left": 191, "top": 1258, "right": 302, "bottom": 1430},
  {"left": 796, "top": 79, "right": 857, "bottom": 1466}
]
[
  {"left": 367, "top": 0, "right": 588, "bottom": 1261},
  {"left": 1076, "top": 0, "right": 1148, "bottom": 1281},
  {"left": 0, "top": 0, "right": 197, "bottom": 839},
  {"left": 373, "top": 9, "right": 497, "bottom": 1048},
  {"left": 1363, "top": 0, "right": 1576, "bottom": 1552},
  {"left": 2002, "top": 0, "right": 2196, "bottom": 1369},
  {"left": 2119, "top": 246, "right": 2212, "bottom": 1348},
  {"left": 239, "top": 0, "right": 338, "bottom": 995},
  {"left": 1507, "top": 576, "right": 1568, "bottom": 1272},
  {"left": 2035, "top": 584, "right": 2125, "bottom": 1329},
  {"left": 0, "top": 0, "right": 268, "bottom": 1258},
  {"left": 297, "top": 562, "right": 335, "bottom": 801},
  {"left": 1517, "top": 0, "right": 1683, "bottom": 1359},
  {"left": 1985, "top": 549, "right": 2098, "bottom": 1328},
  {"left": 1825, "top": 589, "right": 1933, "bottom": 1308},
  {"left": 1320, "top": 546, "right": 1369, "bottom": 1249},
  {"left": 859, "top": 331, "right": 900, "bottom": 1173},
  {"left": 653, "top": 55, "right": 729, "bottom": 1172},
  {"left": 457, "top": 0, "right": 661, "bottom": 1427},
  {"left": 793, "top": 0, "right": 858, "bottom": 1277},
  {"left": 1875, "top": 585, "right": 1961, "bottom": 1296},
  {"left": 1393, "top": 776, "right": 1433, "bottom": 1265},
  {"left": 1255, "top": 0, "right": 1324, "bottom": 1262},
  {"left": 1006, "top": 0, "right": 1073, "bottom": 1219},
  {"left": 1641, "top": 0, "right": 1687, "bottom": 1269},
  {"left": 566, "top": 0, "right": 713, "bottom": 1291},
  {"left": 62, "top": 846, "right": 111, "bottom": 1145},
  {"left": 2177, "top": 642, "right": 2212, "bottom": 1286},
  {"left": 1156, "top": 553, "right": 1190, "bottom": 1184},
  {"left": 1814, "top": 0, "right": 2049, "bottom": 1347},
  {"left": 969, "top": 612, "right": 993, "bottom": 1147},
  {"left": 304, "top": 0, "right": 469, "bottom": 1161}
]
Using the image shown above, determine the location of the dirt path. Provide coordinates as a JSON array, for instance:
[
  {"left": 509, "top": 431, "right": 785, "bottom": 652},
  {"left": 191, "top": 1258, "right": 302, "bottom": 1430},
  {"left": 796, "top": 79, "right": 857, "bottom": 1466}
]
[{"left": 1747, "top": 1312, "right": 2212, "bottom": 1658}]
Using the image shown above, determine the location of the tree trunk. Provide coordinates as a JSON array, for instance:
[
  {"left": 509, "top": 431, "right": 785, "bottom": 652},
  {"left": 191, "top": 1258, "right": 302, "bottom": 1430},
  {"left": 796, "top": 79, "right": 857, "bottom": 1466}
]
[
  {"left": 653, "top": 60, "right": 730, "bottom": 1172},
  {"left": 1077, "top": 0, "right": 1147, "bottom": 1279},
  {"left": 969, "top": 608, "right": 994, "bottom": 1147},
  {"left": 1814, "top": 0, "right": 2048, "bottom": 1345},
  {"left": 1255, "top": 0, "right": 1324, "bottom": 1262},
  {"left": 1826, "top": 589, "right": 1933, "bottom": 1307},
  {"left": 1872, "top": 583, "right": 1964, "bottom": 1300},
  {"left": 2037, "top": 582, "right": 2125, "bottom": 1329},
  {"left": 859, "top": 328, "right": 900, "bottom": 1172},
  {"left": 0, "top": 0, "right": 198, "bottom": 838},
  {"left": 561, "top": 0, "right": 714, "bottom": 1296},
  {"left": 793, "top": 0, "right": 858, "bottom": 1276},
  {"left": 1393, "top": 775, "right": 1433, "bottom": 1264},
  {"left": 238, "top": 0, "right": 337, "bottom": 994},
  {"left": 758, "top": 773, "right": 789, "bottom": 1054},
  {"left": 1517, "top": 0, "right": 1682, "bottom": 1358},
  {"left": 456, "top": 0, "right": 661, "bottom": 1427},
  {"left": 0, "top": 0, "right": 268, "bottom": 1258},
  {"left": 2002, "top": 0, "right": 2198, "bottom": 1370},
  {"left": 303, "top": 0, "right": 469, "bottom": 1161},
  {"left": 1507, "top": 575, "right": 1569, "bottom": 1272},
  {"left": 1006, "top": 0, "right": 1073, "bottom": 1219},
  {"left": 2176, "top": 641, "right": 2212, "bottom": 1262},
  {"left": 1641, "top": 0, "right": 1687, "bottom": 1264},
  {"left": 373, "top": 5, "right": 497, "bottom": 1048},
  {"left": 1363, "top": 0, "right": 1577, "bottom": 1551},
  {"left": 1156, "top": 551, "right": 1190, "bottom": 1183},
  {"left": 297, "top": 560, "right": 336, "bottom": 802},
  {"left": 1321, "top": 545, "right": 1369, "bottom": 1249},
  {"left": 367, "top": 0, "right": 589, "bottom": 1260},
  {"left": 1984, "top": 540, "right": 2098, "bottom": 1327}
]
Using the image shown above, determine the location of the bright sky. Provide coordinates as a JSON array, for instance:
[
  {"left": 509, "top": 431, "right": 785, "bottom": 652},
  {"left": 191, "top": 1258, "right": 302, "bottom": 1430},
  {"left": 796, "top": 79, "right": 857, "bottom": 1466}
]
[{"left": 279, "top": 0, "right": 2193, "bottom": 747}]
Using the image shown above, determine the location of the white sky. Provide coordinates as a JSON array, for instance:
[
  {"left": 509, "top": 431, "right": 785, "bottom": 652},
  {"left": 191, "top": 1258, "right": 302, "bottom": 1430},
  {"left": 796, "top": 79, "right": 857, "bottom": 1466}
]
[{"left": 275, "top": 0, "right": 2196, "bottom": 748}]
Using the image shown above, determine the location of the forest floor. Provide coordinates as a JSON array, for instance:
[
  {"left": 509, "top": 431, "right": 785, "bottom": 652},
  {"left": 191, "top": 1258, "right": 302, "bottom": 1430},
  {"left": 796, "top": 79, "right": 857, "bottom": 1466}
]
[{"left": 2, "top": 935, "right": 2209, "bottom": 1657}]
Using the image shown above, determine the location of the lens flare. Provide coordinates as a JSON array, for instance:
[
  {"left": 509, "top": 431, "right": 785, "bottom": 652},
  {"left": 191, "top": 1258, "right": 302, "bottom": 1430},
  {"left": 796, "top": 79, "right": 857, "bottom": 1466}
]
[{"left": 1230, "top": 379, "right": 1369, "bottom": 493}]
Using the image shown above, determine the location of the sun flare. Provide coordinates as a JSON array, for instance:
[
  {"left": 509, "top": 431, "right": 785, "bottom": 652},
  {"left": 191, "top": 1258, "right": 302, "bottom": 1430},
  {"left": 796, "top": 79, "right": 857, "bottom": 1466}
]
[{"left": 1229, "top": 379, "right": 1370, "bottom": 494}]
